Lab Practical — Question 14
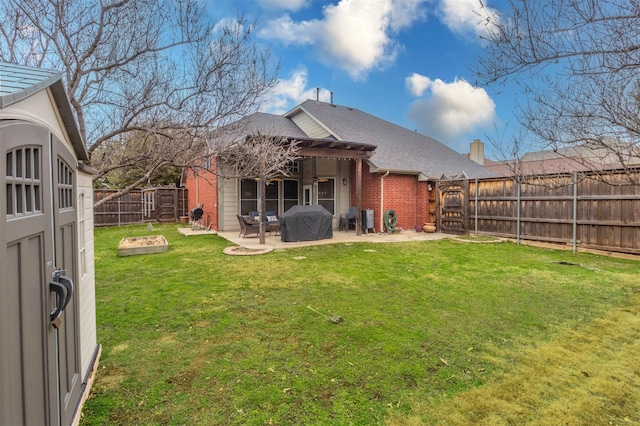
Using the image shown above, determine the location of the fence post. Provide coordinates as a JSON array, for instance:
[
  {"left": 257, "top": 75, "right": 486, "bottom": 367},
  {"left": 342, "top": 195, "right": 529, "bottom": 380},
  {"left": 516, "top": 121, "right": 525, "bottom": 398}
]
[
  {"left": 474, "top": 178, "right": 478, "bottom": 235},
  {"left": 516, "top": 178, "right": 521, "bottom": 245},
  {"left": 572, "top": 172, "right": 578, "bottom": 253}
]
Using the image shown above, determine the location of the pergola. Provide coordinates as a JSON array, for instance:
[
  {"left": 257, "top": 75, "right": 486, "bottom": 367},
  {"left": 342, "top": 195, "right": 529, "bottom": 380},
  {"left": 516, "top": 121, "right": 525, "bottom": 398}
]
[{"left": 292, "top": 136, "right": 376, "bottom": 236}]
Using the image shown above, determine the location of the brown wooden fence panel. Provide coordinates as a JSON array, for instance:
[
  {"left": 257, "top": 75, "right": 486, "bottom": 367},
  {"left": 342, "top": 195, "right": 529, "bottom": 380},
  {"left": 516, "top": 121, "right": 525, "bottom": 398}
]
[
  {"left": 442, "top": 170, "right": 640, "bottom": 255},
  {"left": 94, "top": 189, "right": 144, "bottom": 227},
  {"left": 94, "top": 187, "right": 188, "bottom": 227}
]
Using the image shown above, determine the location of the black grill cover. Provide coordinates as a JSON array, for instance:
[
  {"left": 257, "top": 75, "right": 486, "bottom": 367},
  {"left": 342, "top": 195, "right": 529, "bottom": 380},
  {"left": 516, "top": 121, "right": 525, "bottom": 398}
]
[{"left": 280, "top": 205, "right": 333, "bottom": 242}]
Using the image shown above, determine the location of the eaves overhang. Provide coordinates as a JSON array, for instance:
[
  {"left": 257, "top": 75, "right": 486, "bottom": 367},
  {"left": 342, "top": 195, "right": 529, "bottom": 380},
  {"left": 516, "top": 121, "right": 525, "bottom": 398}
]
[
  {"left": 294, "top": 136, "right": 375, "bottom": 160},
  {"left": 367, "top": 163, "right": 432, "bottom": 181}
]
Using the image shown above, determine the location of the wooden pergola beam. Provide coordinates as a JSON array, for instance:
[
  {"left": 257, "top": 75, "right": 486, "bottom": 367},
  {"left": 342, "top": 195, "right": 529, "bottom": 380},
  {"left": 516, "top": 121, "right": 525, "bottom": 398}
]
[{"left": 297, "top": 147, "right": 374, "bottom": 160}]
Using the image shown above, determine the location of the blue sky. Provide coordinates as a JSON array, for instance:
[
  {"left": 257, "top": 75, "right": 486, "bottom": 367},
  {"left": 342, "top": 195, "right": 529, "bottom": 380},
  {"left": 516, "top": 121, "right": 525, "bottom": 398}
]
[{"left": 212, "top": 0, "right": 514, "bottom": 156}]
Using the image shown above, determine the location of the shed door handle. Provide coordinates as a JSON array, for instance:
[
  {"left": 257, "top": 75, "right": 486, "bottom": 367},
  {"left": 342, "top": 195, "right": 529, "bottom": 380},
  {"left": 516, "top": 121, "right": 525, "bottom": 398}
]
[
  {"left": 49, "top": 281, "right": 67, "bottom": 323},
  {"left": 58, "top": 275, "right": 74, "bottom": 311},
  {"left": 49, "top": 273, "right": 74, "bottom": 327}
]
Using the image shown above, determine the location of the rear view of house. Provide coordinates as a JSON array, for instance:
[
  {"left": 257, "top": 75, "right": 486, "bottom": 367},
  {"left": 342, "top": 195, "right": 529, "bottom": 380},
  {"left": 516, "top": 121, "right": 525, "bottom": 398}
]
[
  {"left": 1, "top": 62, "right": 99, "bottom": 425},
  {"left": 186, "top": 99, "right": 493, "bottom": 233}
]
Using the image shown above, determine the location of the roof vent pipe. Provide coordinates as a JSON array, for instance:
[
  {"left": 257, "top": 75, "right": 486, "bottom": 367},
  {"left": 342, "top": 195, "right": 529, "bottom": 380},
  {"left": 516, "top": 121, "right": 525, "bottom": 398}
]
[
  {"left": 330, "top": 92, "right": 334, "bottom": 105},
  {"left": 316, "top": 87, "right": 319, "bottom": 102}
]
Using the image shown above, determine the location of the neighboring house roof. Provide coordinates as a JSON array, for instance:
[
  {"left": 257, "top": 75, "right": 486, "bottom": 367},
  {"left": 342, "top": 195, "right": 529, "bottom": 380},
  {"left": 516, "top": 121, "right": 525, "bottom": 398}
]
[
  {"left": 286, "top": 100, "right": 494, "bottom": 180},
  {"left": 484, "top": 156, "right": 600, "bottom": 176},
  {"left": 486, "top": 142, "right": 640, "bottom": 176},
  {"left": 0, "top": 62, "right": 88, "bottom": 161}
]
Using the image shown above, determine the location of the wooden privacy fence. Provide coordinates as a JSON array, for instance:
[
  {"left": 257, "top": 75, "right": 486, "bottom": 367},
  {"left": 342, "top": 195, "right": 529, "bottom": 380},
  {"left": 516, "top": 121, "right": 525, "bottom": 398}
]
[
  {"left": 94, "top": 187, "right": 188, "bottom": 227},
  {"left": 438, "top": 170, "right": 640, "bottom": 255}
]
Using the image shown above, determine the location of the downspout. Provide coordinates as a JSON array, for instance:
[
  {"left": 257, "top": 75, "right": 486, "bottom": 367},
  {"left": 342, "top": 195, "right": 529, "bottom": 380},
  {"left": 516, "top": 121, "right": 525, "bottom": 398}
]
[
  {"left": 195, "top": 171, "right": 200, "bottom": 207},
  {"left": 380, "top": 170, "right": 390, "bottom": 232}
]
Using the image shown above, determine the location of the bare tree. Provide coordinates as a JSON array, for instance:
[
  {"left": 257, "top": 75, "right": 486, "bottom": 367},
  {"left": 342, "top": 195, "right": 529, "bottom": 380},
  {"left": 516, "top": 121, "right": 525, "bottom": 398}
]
[
  {"left": 475, "top": 0, "right": 640, "bottom": 182},
  {"left": 0, "top": 0, "right": 278, "bottom": 206},
  {"left": 215, "top": 131, "right": 300, "bottom": 244}
]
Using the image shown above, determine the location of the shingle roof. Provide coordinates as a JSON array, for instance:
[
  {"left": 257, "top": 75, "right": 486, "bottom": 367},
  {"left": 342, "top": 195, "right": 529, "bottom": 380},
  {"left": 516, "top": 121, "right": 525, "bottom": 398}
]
[
  {"left": 218, "top": 101, "right": 494, "bottom": 179},
  {"left": 238, "top": 112, "right": 310, "bottom": 139},
  {"left": 487, "top": 141, "right": 640, "bottom": 176},
  {"left": 292, "top": 100, "right": 494, "bottom": 179},
  {"left": 0, "top": 62, "right": 88, "bottom": 161}
]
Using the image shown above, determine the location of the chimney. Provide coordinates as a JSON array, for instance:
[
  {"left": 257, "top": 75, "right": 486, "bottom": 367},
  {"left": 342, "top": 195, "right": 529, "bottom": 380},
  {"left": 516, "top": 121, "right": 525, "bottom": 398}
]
[{"left": 470, "top": 139, "right": 485, "bottom": 165}]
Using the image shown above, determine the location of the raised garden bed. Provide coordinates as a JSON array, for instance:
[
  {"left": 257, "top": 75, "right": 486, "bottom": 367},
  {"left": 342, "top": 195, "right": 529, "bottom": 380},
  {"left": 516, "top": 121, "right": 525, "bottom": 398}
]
[{"left": 118, "top": 235, "right": 168, "bottom": 256}]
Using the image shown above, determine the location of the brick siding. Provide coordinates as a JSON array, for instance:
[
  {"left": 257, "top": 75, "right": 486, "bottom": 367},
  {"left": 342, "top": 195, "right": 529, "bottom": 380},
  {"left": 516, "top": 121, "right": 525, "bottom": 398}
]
[
  {"left": 184, "top": 162, "right": 218, "bottom": 230},
  {"left": 352, "top": 163, "right": 433, "bottom": 232}
]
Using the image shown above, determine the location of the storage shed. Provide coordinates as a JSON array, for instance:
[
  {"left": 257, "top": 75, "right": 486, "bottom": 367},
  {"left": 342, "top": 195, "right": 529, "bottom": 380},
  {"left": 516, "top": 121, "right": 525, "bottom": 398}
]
[{"left": 0, "top": 62, "right": 99, "bottom": 426}]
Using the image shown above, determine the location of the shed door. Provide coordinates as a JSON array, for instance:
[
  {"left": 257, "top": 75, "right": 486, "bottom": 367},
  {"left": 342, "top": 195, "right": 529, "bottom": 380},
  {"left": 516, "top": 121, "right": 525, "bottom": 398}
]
[
  {"left": 53, "top": 132, "right": 83, "bottom": 425},
  {"left": 0, "top": 121, "right": 81, "bottom": 426}
]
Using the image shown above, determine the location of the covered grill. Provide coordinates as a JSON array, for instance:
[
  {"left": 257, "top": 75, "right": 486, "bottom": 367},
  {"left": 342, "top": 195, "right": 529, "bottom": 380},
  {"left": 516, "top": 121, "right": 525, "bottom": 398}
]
[
  {"left": 279, "top": 205, "right": 333, "bottom": 242},
  {"left": 190, "top": 206, "right": 204, "bottom": 230}
]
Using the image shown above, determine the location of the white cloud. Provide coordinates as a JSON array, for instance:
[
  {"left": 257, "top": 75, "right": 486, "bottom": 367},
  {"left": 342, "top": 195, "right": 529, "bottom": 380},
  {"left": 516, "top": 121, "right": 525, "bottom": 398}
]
[
  {"left": 257, "top": 14, "right": 315, "bottom": 45},
  {"left": 257, "top": 0, "right": 309, "bottom": 12},
  {"left": 405, "top": 72, "right": 432, "bottom": 97},
  {"left": 259, "top": 0, "right": 427, "bottom": 80},
  {"left": 260, "top": 68, "right": 331, "bottom": 114},
  {"left": 406, "top": 75, "right": 496, "bottom": 150},
  {"left": 436, "top": 0, "right": 500, "bottom": 39}
]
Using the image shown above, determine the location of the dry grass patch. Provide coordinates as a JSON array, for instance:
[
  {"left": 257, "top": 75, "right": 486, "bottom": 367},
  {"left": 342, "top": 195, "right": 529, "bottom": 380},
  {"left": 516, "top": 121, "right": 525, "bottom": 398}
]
[{"left": 393, "top": 293, "right": 640, "bottom": 425}]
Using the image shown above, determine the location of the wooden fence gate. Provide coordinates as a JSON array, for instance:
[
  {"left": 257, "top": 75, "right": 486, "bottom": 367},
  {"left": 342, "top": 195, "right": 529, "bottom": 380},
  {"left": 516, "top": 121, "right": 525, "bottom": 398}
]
[{"left": 438, "top": 180, "right": 467, "bottom": 235}]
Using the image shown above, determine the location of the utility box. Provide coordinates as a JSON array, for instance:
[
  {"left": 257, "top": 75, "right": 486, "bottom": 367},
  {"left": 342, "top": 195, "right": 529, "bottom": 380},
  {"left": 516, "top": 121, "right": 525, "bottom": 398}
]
[{"left": 361, "top": 209, "right": 375, "bottom": 233}]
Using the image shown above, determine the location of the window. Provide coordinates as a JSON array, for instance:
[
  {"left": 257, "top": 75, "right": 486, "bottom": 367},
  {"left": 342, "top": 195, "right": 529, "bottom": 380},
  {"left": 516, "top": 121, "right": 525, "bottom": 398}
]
[
  {"left": 240, "top": 179, "right": 257, "bottom": 214},
  {"left": 6, "top": 146, "right": 42, "bottom": 217},
  {"left": 265, "top": 181, "right": 279, "bottom": 213},
  {"left": 285, "top": 160, "right": 299, "bottom": 174},
  {"left": 317, "top": 178, "right": 335, "bottom": 215},
  {"left": 58, "top": 158, "right": 73, "bottom": 210},
  {"left": 79, "top": 193, "right": 87, "bottom": 277},
  {"left": 202, "top": 155, "right": 211, "bottom": 170},
  {"left": 283, "top": 179, "right": 299, "bottom": 212},
  {"left": 240, "top": 179, "right": 281, "bottom": 215}
]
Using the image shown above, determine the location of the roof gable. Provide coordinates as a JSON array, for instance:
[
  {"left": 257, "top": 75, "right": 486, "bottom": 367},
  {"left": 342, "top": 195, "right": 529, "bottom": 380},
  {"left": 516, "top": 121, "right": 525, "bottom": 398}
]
[
  {"left": 0, "top": 62, "right": 88, "bottom": 161},
  {"left": 288, "top": 108, "right": 333, "bottom": 139}
]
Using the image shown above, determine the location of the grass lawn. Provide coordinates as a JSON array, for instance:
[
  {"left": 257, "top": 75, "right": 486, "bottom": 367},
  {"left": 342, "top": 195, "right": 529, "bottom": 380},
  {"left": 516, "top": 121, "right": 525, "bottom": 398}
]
[{"left": 81, "top": 224, "right": 640, "bottom": 425}]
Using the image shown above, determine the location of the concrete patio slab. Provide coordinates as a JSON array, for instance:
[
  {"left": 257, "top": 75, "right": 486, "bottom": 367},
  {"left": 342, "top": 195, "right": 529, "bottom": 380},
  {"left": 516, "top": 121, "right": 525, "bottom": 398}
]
[{"left": 213, "top": 228, "right": 453, "bottom": 250}]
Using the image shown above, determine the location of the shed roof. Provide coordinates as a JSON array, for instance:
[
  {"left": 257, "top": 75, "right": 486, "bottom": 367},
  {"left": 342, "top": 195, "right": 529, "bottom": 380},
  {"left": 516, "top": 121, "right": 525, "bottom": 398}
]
[{"left": 0, "top": 62, "right": 88, "bottom": 161}]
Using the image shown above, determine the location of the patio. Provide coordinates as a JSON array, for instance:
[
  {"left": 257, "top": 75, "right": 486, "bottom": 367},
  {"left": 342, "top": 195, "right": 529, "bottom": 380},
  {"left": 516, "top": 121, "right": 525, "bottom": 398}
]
[{"left": 179, "top": 227, "right": 452, "bottom": 250}]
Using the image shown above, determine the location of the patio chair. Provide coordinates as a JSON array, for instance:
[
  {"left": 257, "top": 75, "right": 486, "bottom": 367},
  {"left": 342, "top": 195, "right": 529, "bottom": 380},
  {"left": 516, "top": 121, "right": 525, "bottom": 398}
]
[
  {"left": 249, "top": 210, "right": 280, "bottom": 235},
  {"left": 237, "top": 215, "right": 260, "bottom": 238},
  {"left": 347, "top": 206, "right": 357, "bottom": 230},
  {"left": 264, "top": 211, "right": 280, "bottom": 235}
]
